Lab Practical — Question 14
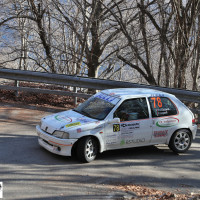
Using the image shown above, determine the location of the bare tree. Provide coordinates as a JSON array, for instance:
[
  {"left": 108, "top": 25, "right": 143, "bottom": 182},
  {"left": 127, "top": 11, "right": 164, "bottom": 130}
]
[
  {"left": 103, "top": 0, "right": 157, "bottom": 85},
  {"left": 0, "top": 0, "right": 200, "bottom": 91},
  {"left": 137, "top": 0, "right": 200, "bottom": 89},
  {"left": 103, "top": 0, "right": 200, "bottom": 89},
  {"left": 27, "top": 0, "right": 56, "bottom": 72},
  {"left": 52, "top": 0, "right": 124, "bottom": 77}
]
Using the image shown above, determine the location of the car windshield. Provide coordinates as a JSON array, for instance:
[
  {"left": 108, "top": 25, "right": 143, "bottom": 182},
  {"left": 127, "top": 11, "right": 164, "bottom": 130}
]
[{"left": 73, "top": 92, "right": 120, "bottom": 120}]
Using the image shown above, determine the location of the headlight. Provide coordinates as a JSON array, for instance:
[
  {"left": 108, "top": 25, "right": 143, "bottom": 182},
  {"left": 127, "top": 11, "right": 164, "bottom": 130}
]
[
  {"left": 39, "top": 118, "right": 45, "bottom": 128},
  {"left": 52, "top": 131, "right": 69, "bottom": 139}
]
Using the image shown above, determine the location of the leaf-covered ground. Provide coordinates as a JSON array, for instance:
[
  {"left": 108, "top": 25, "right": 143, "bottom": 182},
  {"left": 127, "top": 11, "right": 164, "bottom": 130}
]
[
  {"left": 0, "top": 82, "right": 81, "bottom": 109},
  {"left": 112, "top": 184, "right": 200, "bottom": 200}
]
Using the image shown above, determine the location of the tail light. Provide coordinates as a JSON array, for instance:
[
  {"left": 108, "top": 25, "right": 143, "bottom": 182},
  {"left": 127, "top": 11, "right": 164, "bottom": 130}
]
[{"left": 192, "top": 118, "right": 197, "bottom": 125}]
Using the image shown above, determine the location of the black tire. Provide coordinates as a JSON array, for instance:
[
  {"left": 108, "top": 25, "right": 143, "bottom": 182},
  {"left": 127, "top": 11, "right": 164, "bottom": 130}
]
[
  {"left": 76, "top": 137, "right": 98, "bottom": 163},
  {"left": 169, "top": 129, "right": 192, "bottom": 153},
  {"left": 71, "top": 142, "right": 78, "bottom": 159}
]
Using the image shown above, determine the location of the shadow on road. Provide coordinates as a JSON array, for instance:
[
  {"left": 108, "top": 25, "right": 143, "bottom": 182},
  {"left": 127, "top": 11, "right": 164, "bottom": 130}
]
[{"left": 0, "top": 104, "right": 200, "bottom": 199}]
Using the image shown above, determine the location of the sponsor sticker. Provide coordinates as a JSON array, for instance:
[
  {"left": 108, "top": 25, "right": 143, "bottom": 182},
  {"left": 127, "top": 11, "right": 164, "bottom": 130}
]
[
  {"left": 106, "top": 140, "right": 117, "bottom": 145},
  {"left": 126, "top": 138, "right": 145, "bottom": 144},
  {"left": 120, "top": 122, "right": 140, "bottom": 130},
  {"left": 150, "top": 94, "right": 165, "bottom": 97},
  {"left": 55, "top": 115, "right": 72, "bottom": 123},
  {"left": 156, "top": 108, "right": 170, "bottom": 114},
  {"left": 78, "top": 118, "right": 91, "bottom": 123},
  {"left": 106, "top": 134, "right": 118, "bottom": 145},
  {"left": 0, "top": 182, "right": 2, "bottom": 198},
  {"left": 95, "top": 93, "right": 120, "bottom": 104},
  {"left": 120, "top": 140, "right": 125, "bottom": 145},
  {"left": 77, "top": 128, "right": 82, "bottom": 133},
  {"left": 113, "top": 124, "right": 120, "bottom": 132},
  {"left": 106, "top": 134, "right": 116, "bottom": 138},
  {"left": 157, "top": 108, "right": 170, "bottom": 112},
  {"left": 156, "top": 117, "right": 179, "bottom": 128},
  {"left": 121, "top": 132, "right": 134, "bottom": 139},
  {"left": 65, "top": 122, "right": 81, "bottom": 128},
  {"left": 120, "top": 138, "right": 145, "bottom": 145},
  {"left": 154, "top": 130, "right": 168, "bottom": 137}
]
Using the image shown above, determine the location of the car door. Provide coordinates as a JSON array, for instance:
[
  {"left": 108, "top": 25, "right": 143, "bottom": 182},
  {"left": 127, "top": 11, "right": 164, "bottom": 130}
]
[
  {"left": 105, "top": 97, "right": 153, "bottom": 150},
  {"left": 148, "top": 96, "right": 179, "bottom": 144}
]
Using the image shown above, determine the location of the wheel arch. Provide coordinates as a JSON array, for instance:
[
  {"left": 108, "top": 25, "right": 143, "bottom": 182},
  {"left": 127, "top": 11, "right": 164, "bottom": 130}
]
[
  {"left": 71, "top": 135, "right": 103, "bottom": 155},
  {"left": 167, "top": 128, "right": 192, "bottom": 144}
]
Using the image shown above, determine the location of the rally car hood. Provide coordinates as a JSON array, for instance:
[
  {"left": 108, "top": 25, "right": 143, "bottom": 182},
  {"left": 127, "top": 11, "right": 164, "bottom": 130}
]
[{"left": 40, "top": 109, "right": 98, "bottom": 134}]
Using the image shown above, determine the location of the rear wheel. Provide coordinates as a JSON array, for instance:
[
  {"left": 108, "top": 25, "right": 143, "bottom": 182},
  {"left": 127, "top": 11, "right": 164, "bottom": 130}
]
[
  {"left": 77, "top": 137, "right": 98, "bottom": 163},
  {"left": 169, "top": 129, "right": 192, "bottom": 153}
]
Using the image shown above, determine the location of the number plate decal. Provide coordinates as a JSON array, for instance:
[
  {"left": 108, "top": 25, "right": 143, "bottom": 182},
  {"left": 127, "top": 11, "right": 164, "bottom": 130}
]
[{"left": 113, "top": 124, "right": 120, "bottom": 132}]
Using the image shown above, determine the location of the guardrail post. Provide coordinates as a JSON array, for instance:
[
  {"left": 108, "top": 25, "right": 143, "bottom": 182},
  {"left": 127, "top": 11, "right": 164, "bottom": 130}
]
[
  {"left": 73, "top": 87, "right": 77, "bottom": 106},
  {"left": 15, "top": 80, "right": 19, "bottom": 97}
]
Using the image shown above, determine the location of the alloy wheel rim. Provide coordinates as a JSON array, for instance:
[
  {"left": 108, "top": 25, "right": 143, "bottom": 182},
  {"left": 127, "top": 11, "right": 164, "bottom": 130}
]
[
  {"left": 86, "top": 139, "right": 96, "bottom": 160},
  {"left": 174, "top": 132, "right": 190, "bottom": 151}
]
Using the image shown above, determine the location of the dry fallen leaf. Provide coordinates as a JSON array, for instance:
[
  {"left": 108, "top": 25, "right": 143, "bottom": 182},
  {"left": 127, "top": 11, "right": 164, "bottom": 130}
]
[{"left": 113, "top": 184, "right": 199, "bottom": 200}]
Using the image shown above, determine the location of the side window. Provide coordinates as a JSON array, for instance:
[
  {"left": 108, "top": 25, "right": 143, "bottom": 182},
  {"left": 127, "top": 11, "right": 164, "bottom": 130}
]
[
  {"left": 114, "top": 98, "right": 149, "bottom": 122},
  {"left": 148, "top": 97, "right": 177, "bottom": 118}
]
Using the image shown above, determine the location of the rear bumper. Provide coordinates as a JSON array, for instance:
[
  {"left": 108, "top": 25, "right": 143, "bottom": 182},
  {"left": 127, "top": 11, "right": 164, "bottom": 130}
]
[
  {"left": 36, "top": 125, "right": 77, "bottom": 156},
  {"left": 190, "top": 124, "right": 198, "bottom": 140}
]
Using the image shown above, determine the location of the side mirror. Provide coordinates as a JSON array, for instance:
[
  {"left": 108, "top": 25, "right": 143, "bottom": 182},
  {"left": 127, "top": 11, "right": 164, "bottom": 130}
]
[{"left": 107, "top": 118, "right": 120, "bottom": 124}]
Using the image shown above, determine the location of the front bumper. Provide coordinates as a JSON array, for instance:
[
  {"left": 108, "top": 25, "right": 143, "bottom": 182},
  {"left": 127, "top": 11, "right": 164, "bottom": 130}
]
[{"left": 36, "top": 125, "right": 77, "bottom": 156}]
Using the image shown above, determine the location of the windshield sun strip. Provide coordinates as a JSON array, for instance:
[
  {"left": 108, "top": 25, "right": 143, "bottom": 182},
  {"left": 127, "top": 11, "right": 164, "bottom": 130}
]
[{"left": 94, "top": 92, "right": 121, "bottom": 105}]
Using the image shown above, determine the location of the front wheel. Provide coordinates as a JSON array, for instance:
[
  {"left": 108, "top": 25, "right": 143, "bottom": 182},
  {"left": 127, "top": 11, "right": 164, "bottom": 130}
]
[
  {"left": 76, "top": 137, "right": 98, "bottom": 163},
  {"left": 169, "top": 129, "right": 192, "bottom": 153}
]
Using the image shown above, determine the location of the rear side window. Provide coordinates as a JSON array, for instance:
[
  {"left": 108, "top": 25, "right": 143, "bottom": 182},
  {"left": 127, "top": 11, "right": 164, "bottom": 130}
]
[{"left": 148, "top": 97, "right": 178, "bottom": 118}]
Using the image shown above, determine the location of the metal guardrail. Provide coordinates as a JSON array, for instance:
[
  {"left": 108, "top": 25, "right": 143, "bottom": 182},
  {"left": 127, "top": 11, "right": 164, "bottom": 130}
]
[{"left": 0, "top": 68, "right": 200, "bottom": 114}]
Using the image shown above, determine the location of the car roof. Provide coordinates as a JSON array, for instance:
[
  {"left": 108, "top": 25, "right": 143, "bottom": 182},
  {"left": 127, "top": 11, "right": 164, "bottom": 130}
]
[{"left": 102, "top": 88, "right": 173, "bottom": 98}]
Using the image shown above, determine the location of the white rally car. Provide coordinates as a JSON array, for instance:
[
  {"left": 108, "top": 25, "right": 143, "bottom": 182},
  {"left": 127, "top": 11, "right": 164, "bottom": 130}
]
[{"left": 36, "top": 88, "right": 197, "bottom": 163}]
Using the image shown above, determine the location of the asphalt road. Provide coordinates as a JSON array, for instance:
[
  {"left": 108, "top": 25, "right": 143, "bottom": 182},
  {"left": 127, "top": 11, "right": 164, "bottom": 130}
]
[{"left": 0, "top": 104, "right": 200, "bottom": 200}]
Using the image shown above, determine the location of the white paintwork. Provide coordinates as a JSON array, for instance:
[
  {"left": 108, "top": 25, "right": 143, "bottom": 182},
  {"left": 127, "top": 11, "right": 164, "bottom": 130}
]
[{"left": 36, "top": 88, "right": 197, "bottom": 157}]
